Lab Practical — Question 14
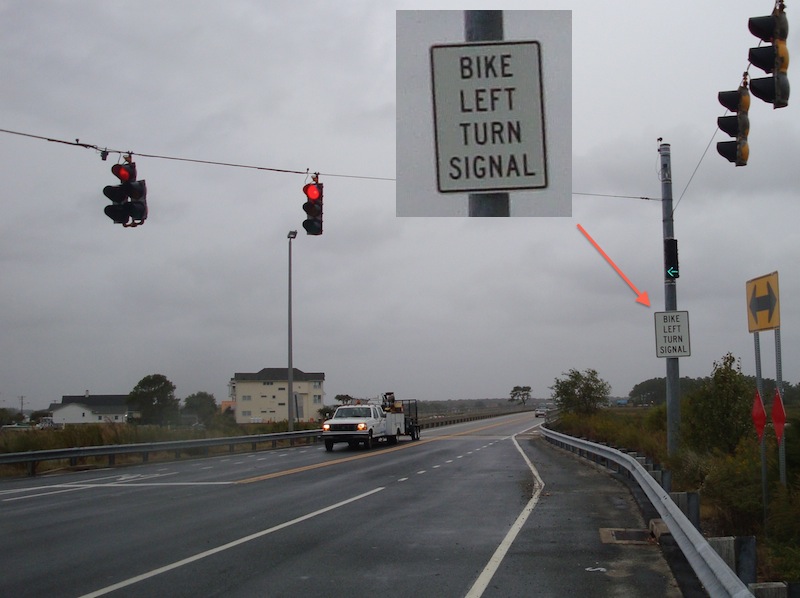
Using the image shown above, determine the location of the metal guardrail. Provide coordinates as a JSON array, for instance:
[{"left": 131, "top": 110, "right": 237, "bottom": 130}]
[
  {"left": 0, "top": 430, "right": 322, "bottom": 476},
  {"left": 0, "top": 408, "right": 531, "bottom": 476},
  {"left": 540, "top": 426, "right": 753, "bottom": 598}
]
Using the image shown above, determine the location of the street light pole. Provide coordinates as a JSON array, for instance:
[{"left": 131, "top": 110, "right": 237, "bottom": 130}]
[{"left": 287, "top": 230, "right": 297, "bottom": 432}]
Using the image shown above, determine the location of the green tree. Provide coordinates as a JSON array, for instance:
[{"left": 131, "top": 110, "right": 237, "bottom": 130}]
[
  {"left": 318, "top": 404, "right": 335, "bottom": 420},
  {"left": 628, "top": 376, "right": 706, "bottom": 405},
  {"left": 183, "top": 392, "right": 217, "bottom": 426},
  {"left": 509, "top": 385, "right": 532, "bottom": 406},
  {"left": 334, "top": 394, "right": 355, "bottom": 404},
  {"left": 682, "top": 353, "right": 752, "bottom": 453},
  {"left": 127, "top": 374, "right": 179, "bottom": 425},
  {"left": 551, "top": 368, "right": 610, "bottom": 415}
]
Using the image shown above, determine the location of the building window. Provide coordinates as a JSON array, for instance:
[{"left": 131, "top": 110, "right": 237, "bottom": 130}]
[
  {"left": 242, "top": 395, "right": 252, "bottom": 401},
  {"left": 241, "top": 410, "right": 252, "bottom": 417},
  {"left": 313, "top": 395, "right": 322, "bottom": 404},
  {"left": 313, "top": 381, "right": 322, "bottom": 389}
]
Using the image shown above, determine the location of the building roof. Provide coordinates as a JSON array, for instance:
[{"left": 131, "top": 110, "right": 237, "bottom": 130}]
[
  {"left": 232, "top": 368, "right": 325, "bottom": 382},
  {"left": 61, "top": 394, "right": 130, "bottom": 407}
]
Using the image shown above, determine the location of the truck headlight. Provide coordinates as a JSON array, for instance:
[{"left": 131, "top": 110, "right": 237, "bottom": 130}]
[
  {"left": 357, "top": 422, "right": 368, "bottom": 431},
  {"left": 322, "top": 423, "right": 330, "bottom": 431}
]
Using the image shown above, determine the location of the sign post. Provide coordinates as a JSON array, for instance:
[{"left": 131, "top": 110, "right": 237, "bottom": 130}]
[
  {"left": 430, "top": 40, "right": 547, "bottom": 194},
  {"left": 746, "top": 271, "right": 786, "bottom": 533}
]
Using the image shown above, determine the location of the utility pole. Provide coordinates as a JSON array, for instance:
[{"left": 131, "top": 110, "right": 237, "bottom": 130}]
[
  {"left": 464, "top": 10, "right": 509, "bottom": 217},
  {"left": 287, "top": 231, "right": 297, "bottom": 431},
  {"left": 659, "top": 142, "right": 680, "bottom": 457}
]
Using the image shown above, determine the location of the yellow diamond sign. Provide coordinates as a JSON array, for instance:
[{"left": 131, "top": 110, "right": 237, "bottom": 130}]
[{"left": 746, "top": 272, "right": 780, "bottom": 333}]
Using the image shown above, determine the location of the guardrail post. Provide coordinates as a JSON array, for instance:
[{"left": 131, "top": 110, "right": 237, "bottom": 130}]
[
  {"left": 670, "top": 492, "right": 700, "bottom": 530},
  {"left": 142, "top": 452, "right": 149, "bottom": 463},
  {"left": 108, "top": 454, "right": 116, "bottom": 467},
  {"left": 735, "top": 536, "right": 757, "bottom": 587},
  {"left": 27, "top": 461, "right": 37, "bottom": 477},
  {"left": 748, "top": 581, "right": 788, "bottom": 597}
]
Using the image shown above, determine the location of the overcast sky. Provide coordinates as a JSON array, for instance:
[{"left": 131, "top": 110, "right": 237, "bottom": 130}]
[{"left": 2, "top": 0, "right": 799, "bottom": 413}]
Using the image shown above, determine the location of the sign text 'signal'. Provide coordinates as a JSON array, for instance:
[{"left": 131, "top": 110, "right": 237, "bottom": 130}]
[{"left": 449, "top": 53, "right": 536, "bottom": 182}]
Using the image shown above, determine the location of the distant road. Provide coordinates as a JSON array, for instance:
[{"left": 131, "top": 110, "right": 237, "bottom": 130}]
[{"left": 0, "top": 414, "right": 680, "bottom": 597}]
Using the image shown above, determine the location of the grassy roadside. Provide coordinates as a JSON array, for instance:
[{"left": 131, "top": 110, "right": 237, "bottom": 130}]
[{"left": 0, "top": 421, "right": 321, "bottom": 476}]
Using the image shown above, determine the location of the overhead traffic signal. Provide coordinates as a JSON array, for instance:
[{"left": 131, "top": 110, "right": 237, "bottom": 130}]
[
  {"left": 102, "top": 160, "right": 147, "bottom": 227},
  {"left": 302, "top": 181, "right": 323, "bottom": 235},
  {"left": 664, "top": 238, "right": 679, "bottom": 280},
  {"left": 717, "top": 81, "right": 750, "bottom": 166},
  {"left": 748, "top": 1, "right": 790, "bottom": 108}
]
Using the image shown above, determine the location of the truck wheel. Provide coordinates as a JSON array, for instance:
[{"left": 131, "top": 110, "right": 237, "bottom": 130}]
[
  {"left": 364, "top": 433, "right": 373, "bottom": 449},
  {"left": 412, "top": 426, "right": 420, "bottom": 440},
  {"left": 324, "top": 440, "right": 334, "bottom": 452}
]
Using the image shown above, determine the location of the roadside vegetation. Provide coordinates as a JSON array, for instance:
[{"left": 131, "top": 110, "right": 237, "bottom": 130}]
[{"left": 550, "top": 355, "right": 800, "bottom": 584}]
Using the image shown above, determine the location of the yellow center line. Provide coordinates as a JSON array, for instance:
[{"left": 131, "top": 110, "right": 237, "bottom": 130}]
[{"left": 235, "top": 413, "right": 534, "bottom": 484}]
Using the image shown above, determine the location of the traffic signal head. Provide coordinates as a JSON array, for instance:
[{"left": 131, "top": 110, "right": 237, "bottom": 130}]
[
  {"left": 664, "top": 238, "right": 679, "bottom": 280},
  {"left": 716, "top": 83, "right": 750, "bottom": 166},
  {"left": 748, "top": 2, "right": 789, "bottom": 108},
  {"left": 302, "top": 182, "right": 323, "bottom": 236},
  {"left": 102, "top": 161, "right": 148, "bottom": 227}
]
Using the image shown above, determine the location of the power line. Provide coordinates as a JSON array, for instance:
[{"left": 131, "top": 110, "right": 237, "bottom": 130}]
[
  {"left": 573, "top": 192, "right": 659, "bottom": 201},
  {"left": 0, "top": 127, "right": 396, "bottom": 182}
]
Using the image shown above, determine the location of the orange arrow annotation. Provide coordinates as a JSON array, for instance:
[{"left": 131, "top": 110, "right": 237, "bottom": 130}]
[{"left": 577, "top": 224, "right": 650, "bottom": 307}]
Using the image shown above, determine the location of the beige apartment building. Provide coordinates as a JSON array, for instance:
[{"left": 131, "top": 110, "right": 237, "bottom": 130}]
[{"left": 229, "top": 368, "right": 325, "bottom": 424}]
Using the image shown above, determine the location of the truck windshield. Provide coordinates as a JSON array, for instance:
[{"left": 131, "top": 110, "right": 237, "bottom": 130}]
[{"left": 334, "top": 407, "right": 371, "bottom": 418}]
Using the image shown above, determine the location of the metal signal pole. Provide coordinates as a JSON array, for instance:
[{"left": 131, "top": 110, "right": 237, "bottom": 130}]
[
  {"left": 660, "top": 142, "right": 680, "bottom": 457},
  {"left": 465, "top": 10, "right": 510, "bottom": 217}
]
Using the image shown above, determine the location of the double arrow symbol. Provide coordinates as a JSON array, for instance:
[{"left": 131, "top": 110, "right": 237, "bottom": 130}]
[{"left": 749, "top": 281, "right": 778, "bottom": 324}]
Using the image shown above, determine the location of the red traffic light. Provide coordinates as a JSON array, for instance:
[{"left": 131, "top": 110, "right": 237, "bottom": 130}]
[
  {"left": 303, "top": 183, "right": 322, "bottom": 201},
  {"left": 111, "top": 163, "right": 136, "bottom": 182},
  {"left": 301, "top": 181, "right": 323, "bottom": 236}
]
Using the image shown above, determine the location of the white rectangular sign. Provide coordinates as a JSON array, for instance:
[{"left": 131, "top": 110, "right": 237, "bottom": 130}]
[
  {"left": 430, "top": 41, "right": 547, "bottom": 193},
  {"left": 654, "top": 311, "right": 691, "bottom": 358}
]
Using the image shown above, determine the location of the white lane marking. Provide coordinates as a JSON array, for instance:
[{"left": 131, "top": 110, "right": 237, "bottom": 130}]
[
  {"left": 1, "top": 472, "right": 183, "bottom": 502},
  {"left": 465, "top": 425, "right": 545, "bottom": 598},
  {"left": 398, "top": 477, "right": 409, "bottom": 482},
  {"left": 78, "top": 486, "right": 386, "bottom": 598},
  {"left": 3, "top": 485, "right": 93, "bottom": 502}
]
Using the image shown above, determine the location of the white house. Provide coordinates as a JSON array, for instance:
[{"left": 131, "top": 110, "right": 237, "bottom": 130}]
[{"left": 50, "top": 393, "right": 133, "bottom": 425}]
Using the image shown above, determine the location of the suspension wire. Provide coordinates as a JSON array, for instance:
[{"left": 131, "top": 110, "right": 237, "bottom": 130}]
[{"left": 0, "top": 127, "right": 396, "bottom": 182}]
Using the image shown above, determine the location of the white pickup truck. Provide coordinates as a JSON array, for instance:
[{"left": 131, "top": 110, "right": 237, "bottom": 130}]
[{"left": 321, "top": 394, "right": 420, "bottom": 451}]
